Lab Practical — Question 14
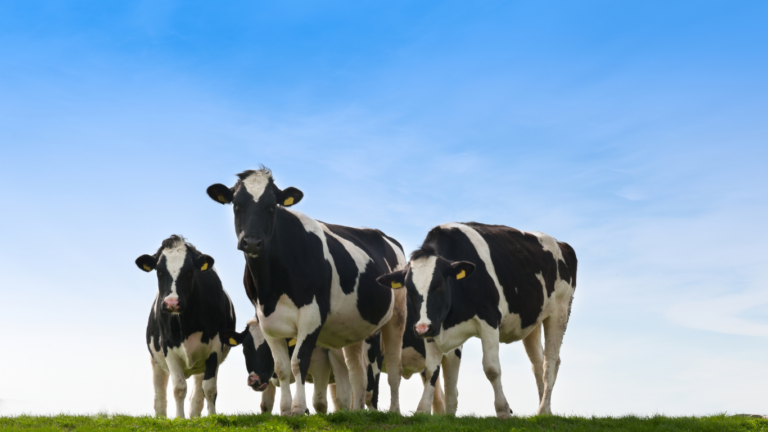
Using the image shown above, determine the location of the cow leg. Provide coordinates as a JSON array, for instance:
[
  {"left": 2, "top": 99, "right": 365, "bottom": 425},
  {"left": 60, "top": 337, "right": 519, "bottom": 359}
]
[
  {"left": 308, "top": 347, "right": 331, "bottom": 414},
  {"left": 261, "top": 383, "right": 276, "bottom": 414},
  {"left": 202, "top": 352, "right": 219, "bottom": 415},
  {"left": 264, "top": 336, "right": 293, "bottom": 415},
  {"left": 441, "top": 347, "right": 462, "bottom": 415},
  {"left": 366, "top": 360, "right": 381, "bottom": 410},
  {"left": 380, "top": 288, "right": 406, "bottom": 413},
  {"left": 479, "top": 325, "right": 511, "bottom": 419},
  {"left": 328, "top": 348, "right": 351, "bottom": 410},
  {"left": 416, "top": 341, "right": 442, "bottom": 414},
  {"left": 522, "top": 323, "right": 545, "bottom": 404},
  {"left": 165, "top": 354, "right": 188, "bottom": 419},
  {"left": 189, "top": 374, "right": 205, "bottom": 417},
  {"left": 151, "top": 358, "right": 169, "bottom": 417},
  {"left": 343, "top": 341, "right": 368, "bottom": 410},
  {"left": 539, "top": 302, "right": 569, "bottom": 415},
  {"left": 329, "top": 384, "right": 338, "bottom": 411}
]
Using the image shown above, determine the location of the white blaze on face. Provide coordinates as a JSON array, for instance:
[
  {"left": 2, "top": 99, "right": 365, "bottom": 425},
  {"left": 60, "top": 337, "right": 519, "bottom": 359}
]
[
  {"left": 247, "top": 317, "right": 266, "bottom": 349},
  {"left": 161, "top": 244, "right": 187, "bottom": 301},
  {"left": 410, "top": 255, "right": 438, "bottom": 328},
  {"left": 242, "top": 171, "right": 272, "bottom": 203}
]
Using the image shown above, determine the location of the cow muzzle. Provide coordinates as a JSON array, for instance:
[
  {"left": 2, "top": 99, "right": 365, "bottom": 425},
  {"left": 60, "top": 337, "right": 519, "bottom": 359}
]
[
  {"left": 248, "top": 372, "right": 269, "bottom": 391},
  {"left": 163, "top": 298, "right": 180, "bottom": 313},
  {"left": 238, "top": 236, "right": 263, "bottom": 257},
  {"left": 414, "top": 322, "right": 436, "bottom": 338}
]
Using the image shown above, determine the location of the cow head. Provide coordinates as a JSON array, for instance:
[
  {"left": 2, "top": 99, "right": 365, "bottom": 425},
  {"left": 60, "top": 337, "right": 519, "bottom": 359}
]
[
  {"left": 135, "top": 235, "right": 214, "bottom": 314},
  {"left": 206, "top": 167, "right": 303, "bottom": 258},
  {"left": 222, "top": 318, "right": 296, "bottom": 392},
  {"left": 377, "top": 246, "right": 475, "bottom": 338}
]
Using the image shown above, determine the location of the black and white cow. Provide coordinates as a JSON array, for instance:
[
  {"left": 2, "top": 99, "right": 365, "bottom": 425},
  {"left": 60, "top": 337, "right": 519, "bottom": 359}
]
[
  {"left": 206, "top": 167, "right": 408, "bottom": 415},
  {"left": 223, "top": 317, "right": 352, "bottom": 414},
  {"left": 377, "top": 223, "right": 577, "bottom": 418},
  {"left": 136, "top": 235, "right": 236, "bottom": 418}
]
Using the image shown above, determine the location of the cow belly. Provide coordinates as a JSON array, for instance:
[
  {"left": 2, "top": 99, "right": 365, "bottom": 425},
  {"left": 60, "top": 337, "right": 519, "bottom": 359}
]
[
  {"left": 399, "top": 346, "right": 426, "bottom": 379},
  {"left": 499, "top": 312, "right": 538, "bottom": 343},
  {"left": 171, "top": 332, "right": 220, "bottom": 377},
  {"left": 319, "top": 311, "right": 382, "bottom": 348}
]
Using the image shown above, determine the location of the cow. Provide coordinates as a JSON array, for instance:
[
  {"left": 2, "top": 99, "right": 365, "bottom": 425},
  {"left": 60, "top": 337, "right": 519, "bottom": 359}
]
[
  {"left": 206, "top": 167, "right": 408, "bottom": 415},
  {"left": 135, "top": 235, "right": 236, "bottom": 418},
  {"left": 376, "top": 222, "right": 577, "bottom": 418},
  {"left": 223, "top": 316, "right": 352, "bottom": 414}
]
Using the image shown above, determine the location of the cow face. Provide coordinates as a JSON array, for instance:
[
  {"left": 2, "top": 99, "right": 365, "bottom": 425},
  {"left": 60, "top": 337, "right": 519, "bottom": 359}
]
[
  {"left": 136, "top": 236, "right": 214, "bottom": 314},
  {"left": 377, "top": 254, "right": 475, "bottom": 338},
  {"left": 207, "top": 168, "right": 303, "bottom": 258},
  {"left": 223, "top": 319, "right": 296, "bottom": 392}
]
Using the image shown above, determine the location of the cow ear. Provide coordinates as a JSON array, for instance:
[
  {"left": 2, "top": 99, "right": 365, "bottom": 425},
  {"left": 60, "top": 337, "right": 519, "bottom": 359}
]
[
  {"left": 221, "top": 329, "right": 247, "bottom": 347},
  {"left": 135, "top": 255, "right": 156, "bottom": 272},
  {"left": 377, "top": 269, "right": 407, "bottom": 289},
  {"left": 278, "top": 187, "right": 303, "bottom": 207},
  {"left": 207, "top": 183, "right": 234, "bottom": 205},
  {"left": 195, "top": 254, "right": 215, "bottom": 272},
  {"left": 450, "top": 261, "right": 476, "bottom": 281}
]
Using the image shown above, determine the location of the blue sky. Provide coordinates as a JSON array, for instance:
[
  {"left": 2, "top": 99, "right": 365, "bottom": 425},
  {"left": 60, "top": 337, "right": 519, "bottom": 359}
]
[{"left": 1, "top": 1, "right": 767, "bottom": 417}]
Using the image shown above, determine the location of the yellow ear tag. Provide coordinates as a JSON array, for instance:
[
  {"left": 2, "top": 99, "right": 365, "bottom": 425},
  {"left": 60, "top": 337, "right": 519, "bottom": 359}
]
[
  {"left": 143, "top": 264, "right": 151, "bottom": 272},
  {"left": 288, "top": 338, "right": 297, "bottom": 347},
  {"left": 456, "top": 270, "right": 466, "bottom": 280},
  {"left": 391, "top": 281, "right": 402, "bottom": 289},
  {"left": 229, "top": 337, "right": 238, "bottom": 346},
  {"left": 283, "top": 196, "right": 294, "bottom": 206},
  {"left": 217, "top": 195, "right": 228, "bottom": 203},
  {"left": 200, "top": 263, "right": 209, "bottom": 271}
]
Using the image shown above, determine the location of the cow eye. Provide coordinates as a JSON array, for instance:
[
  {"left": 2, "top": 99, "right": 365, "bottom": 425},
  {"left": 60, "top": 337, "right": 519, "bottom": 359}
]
[
  {"left": 234, "top": 204, "right": 240, "bottom": 212},
  {"left": 268, "top": 204, "right": 276, "bottom": 213}
]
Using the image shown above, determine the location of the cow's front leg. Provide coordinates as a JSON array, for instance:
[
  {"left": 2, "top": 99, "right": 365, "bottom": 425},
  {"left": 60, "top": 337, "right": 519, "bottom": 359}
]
[
  {"left": 441, "top": 346, "right": 462, "bottom": 415},
  {"left": 479, "top": 324, "right": 511, "bottom": 419},
  {"left": 264, "top": 336, "right": 293, "bottom": 415},
  {"left": 308, "top": 347, "right": 331, "bottom": 413},
  {"left": 261, "top": 383, "right": 276, "bottom": 413},
  {"left": 165, "top": 354, "right": 188, "bottom": 419},
  {"left": 343, "top": 341, "right": 367, "bottom": 410},
  {"left": 416, "top": 341, "right": 443, "bottom": 414},
  {"left": 290, "top": 316, "right": 323, "bottom": 416},
  {"left": 202, "top": 352, "right": 219, "bottom": 415},
  {"left": 151, "top": 358, "right": 169, "bottom": 417}
]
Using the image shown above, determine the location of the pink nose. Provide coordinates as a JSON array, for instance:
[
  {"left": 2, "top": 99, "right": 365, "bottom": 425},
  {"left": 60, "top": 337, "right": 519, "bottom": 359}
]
[
  {"left": 164, "top": 298, "right": 179, "bottom": 310},
  {"left": 248, "top": 372, "right": 260, "bottom": 386},
  {"left": 415, "top": 323, "right": 430, "bottom": 335}
]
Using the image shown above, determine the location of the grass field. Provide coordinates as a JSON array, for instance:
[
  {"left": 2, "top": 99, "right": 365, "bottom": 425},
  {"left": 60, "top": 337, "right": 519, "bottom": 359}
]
[{"left": 1, "top": 412, "right": 766, "bottom": 431}]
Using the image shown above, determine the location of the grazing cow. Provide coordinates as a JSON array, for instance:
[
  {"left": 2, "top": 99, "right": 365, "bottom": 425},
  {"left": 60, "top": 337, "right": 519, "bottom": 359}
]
[
  {"left": 377, "top": 223, "right": 577, "bottom": 418},
  {"left": 223, "top": 316, "right": 352, "bottom": 414},
  {"left": 206, "top": 167, "right": 408, "bottom": 415},
  {"left": 136, "top": 235, "right": 236, "bottom": 418}
]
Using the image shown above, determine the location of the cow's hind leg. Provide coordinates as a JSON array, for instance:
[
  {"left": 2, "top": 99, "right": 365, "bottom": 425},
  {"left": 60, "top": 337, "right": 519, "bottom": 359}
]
[
  {"left": 329, "top": 349, "right": 351, "bottom": 410},
  {"left": 189, "top": 374, "right": 205, "bottom": 417},
  {"left": 202, "top": 352, "right": 219, "bottom": 415},
  {"left": 539, "top": 299, "right": 570, "bottom": 415},
  {"left": 380, "top": 288, "right": 406, "bottom": 413},
  {"left": 151, "top": 358, "right": 169, "bottom": 417},
  {"left": 522, "top": 323, "right": 545, "bottom": 404},
  {"left": 308, "top": 347, "right": 331, "bottom": 414},
  {"left": 343, "top": 341, "right": 368, "bottom": 410}
]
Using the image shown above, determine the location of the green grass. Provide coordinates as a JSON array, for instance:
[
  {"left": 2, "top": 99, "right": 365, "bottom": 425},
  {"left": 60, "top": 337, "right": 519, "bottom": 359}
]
[{"left": 1, "top": 412, "right": 765, "bottom": 432}]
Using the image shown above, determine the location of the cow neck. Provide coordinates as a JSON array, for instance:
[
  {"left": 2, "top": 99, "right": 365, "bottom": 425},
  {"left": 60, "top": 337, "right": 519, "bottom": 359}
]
[
  {"left": 159, "top": 276, "right": 205, "bottom": 342},
  {"left": 245, "top": 207, "right": 293, "bottom": 305}
]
